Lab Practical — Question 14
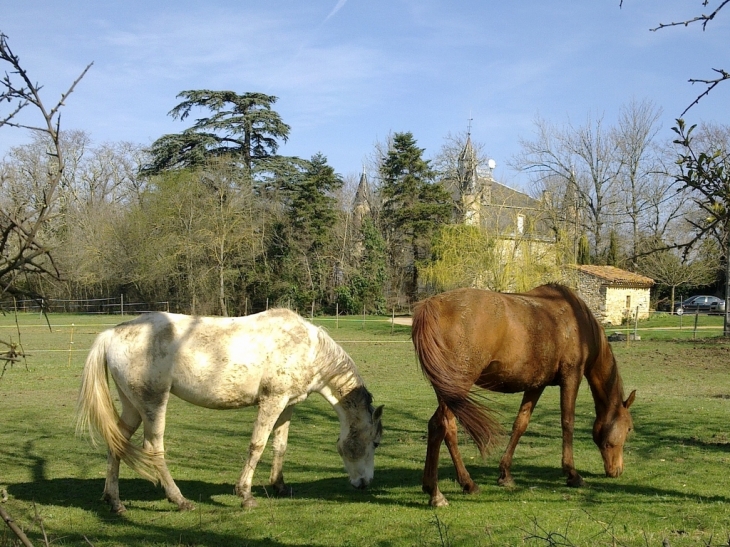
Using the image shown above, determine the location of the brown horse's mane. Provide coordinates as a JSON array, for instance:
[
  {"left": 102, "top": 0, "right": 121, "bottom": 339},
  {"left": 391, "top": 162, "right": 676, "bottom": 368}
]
[{"left": 543, "top": 284, "right": 626, "bottom": 405}]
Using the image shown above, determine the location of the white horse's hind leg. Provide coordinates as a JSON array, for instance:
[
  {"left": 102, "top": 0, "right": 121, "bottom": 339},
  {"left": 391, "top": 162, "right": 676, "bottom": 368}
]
[
  {"left": 141, "top": 400, "right": 195, "bottom": 511},
  {"left": 235, "top": 397, "right": 289, "bottom": 508},
  {"left": 269, "top": 406, "right": 294, "bottom": 496},
  {"left": 103, "top": 392, "right": 142, "bottom": 514}
]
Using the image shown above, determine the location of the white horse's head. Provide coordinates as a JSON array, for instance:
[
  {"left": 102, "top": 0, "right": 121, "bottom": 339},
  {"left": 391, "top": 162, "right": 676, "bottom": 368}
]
[{"left": 336, "top": 387, "right": 383, "bottom": 489}]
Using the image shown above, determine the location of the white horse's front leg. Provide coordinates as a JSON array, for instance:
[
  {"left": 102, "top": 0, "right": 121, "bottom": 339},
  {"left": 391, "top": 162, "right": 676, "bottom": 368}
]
[
  {"left": 235, "top": 398, "right": 289, "bottom": 508},
  {"left": 269, "top": 406, "right": 294, "bottom": 496}
]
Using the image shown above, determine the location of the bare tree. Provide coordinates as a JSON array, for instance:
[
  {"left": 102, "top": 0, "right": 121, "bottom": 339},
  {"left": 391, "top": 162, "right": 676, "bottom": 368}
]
[
  {"left": 0, "top": 32, "right": 92, "bottom": 301},
  {"left": 514, "top": 114, "right": 622, "bottom": 262},
  {"left": 636, "top": 242, "right": 719, "bottom": 311},
  {"left": 611, "top": 99, "right": 691, "bottom": 261}
]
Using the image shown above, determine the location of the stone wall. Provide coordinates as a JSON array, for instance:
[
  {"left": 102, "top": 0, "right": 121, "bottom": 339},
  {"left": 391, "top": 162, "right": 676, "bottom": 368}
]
[
  {"left": 604, "top": 286, "right": 651, "bottom": 325},
  {"left": 576, "top": 273, "right": 606, "bottom": 322},
  {"left": 575, "top": 271, "right": 651, "bottom": 325}
]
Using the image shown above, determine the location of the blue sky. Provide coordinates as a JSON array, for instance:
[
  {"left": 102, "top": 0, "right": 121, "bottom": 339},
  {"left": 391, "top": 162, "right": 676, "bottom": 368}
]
[{"left": 1, "top": 1, "right": 728, "bottom": 189}]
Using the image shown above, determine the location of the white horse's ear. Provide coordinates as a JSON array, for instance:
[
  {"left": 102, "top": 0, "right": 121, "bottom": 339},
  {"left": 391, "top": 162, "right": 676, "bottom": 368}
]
[
  {"left": 372, "top": 405, "right": 384, "bottom": 422},
  {"left": 624, "top": 390, "right": 636, "bottom": 409}
]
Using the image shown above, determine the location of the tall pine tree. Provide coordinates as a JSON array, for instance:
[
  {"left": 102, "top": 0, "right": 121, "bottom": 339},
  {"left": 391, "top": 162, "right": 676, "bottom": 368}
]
[{"left": 380, "top": 132, "right": 452, "bottom": 302}]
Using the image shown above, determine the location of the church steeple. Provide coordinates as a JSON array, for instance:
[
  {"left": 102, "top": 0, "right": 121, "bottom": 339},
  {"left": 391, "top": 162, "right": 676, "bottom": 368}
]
[
  {"left": 352, "top": 167, "right": 371, "bottom": 228},
  {"left": 457, "top": 129, "right": 482, "bottom": 226},
  {"left": 457, "top": 132, "right": 478, "bottom": 195}
]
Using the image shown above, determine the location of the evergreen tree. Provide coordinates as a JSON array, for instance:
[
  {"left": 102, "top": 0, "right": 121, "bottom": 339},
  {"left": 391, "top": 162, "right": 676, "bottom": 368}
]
[
  {"left": 344, "top": 217, "right": 388, "bottom": 314},
  {"left": 379, "top": 132, "right": 452, "bottom": 302},
  {"left": 577, "top": 234, "right": 591, "bottom": 265},
  {"left": 269, "top": 153, "right": 343, "bottom": 311},
  {"left": 143, "top": 90, "right": 290, "bottom": 175},
  {"left": 607, "top": 230, "right": 620, "bottom": 266}
]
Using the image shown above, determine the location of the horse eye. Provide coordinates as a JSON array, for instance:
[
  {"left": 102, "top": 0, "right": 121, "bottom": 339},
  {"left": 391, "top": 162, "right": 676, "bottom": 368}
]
[{"left": 373, "top": 442, "right": 380, "bottom": 449}]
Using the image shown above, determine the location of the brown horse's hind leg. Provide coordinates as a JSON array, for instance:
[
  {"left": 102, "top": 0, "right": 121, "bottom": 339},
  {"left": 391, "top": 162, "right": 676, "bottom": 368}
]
[
  {"left": 498, "top": 387, "right": 544, "bottom": 488},
  {"left": 422, "top": 402, "right": 453, "bottom": 507},
  {"left": 443, "top": 406, "right": 479, "bottom": 495}
]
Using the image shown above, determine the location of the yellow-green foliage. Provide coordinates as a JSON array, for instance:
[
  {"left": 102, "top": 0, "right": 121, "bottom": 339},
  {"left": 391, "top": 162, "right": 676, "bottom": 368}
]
[{"left": 421, "top": 224, "right": 561, "bottom": 293}]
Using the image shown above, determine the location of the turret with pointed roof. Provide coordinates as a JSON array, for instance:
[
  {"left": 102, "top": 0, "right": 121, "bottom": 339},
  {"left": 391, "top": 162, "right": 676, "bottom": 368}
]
[{"left": 352, "top": 168, "right": 372, "bottom": 231}]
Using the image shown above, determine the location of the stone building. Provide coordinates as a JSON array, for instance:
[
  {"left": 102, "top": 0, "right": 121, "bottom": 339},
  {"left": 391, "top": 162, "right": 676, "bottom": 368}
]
[{"left": 574, "top": 265, "right": 654, "bottom": 325}]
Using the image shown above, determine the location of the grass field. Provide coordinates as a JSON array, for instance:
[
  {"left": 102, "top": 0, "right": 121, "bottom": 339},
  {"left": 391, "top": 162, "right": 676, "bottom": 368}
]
[{"left": 1, "top": 312, "right": 729, "bottom": 546}]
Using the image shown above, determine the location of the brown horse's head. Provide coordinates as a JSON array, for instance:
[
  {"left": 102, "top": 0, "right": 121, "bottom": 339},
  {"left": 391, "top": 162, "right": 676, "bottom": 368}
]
[{"left": 592, "top": 390, "right": 636, "bottom": 477}]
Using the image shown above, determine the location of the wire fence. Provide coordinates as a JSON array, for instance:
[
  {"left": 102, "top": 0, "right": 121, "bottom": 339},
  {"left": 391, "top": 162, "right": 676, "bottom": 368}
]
[{"left": 0, "top": 296, "right": 170, "bottom": 315}]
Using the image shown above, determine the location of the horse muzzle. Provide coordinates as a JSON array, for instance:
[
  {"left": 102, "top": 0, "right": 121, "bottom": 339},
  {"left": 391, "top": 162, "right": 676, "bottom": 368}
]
[
  {"left": 351, "top": 477, "right": 371, "bottom": 490},
  {"left": 604, "top": 461, "right": 623, "bottom": 478}
]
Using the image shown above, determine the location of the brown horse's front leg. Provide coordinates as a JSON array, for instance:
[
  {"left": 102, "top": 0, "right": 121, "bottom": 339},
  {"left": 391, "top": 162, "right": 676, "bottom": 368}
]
[
  {"left": 498, "top": 387, "right": 544, "bottom": 488},
  {"left": 560, "top": 383, "right": 584, "bottom": 487},
  {"left": 422, "top": 402, "right": 450, "bottom": 507},
  {"left": 442, "top": 405, "right": 478, "bottom": 495}
]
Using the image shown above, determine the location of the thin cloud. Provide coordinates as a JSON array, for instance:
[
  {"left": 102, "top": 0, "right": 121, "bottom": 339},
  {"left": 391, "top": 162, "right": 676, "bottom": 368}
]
[{"left": 324, "top": 0, "right": 348, "bottom": 22}]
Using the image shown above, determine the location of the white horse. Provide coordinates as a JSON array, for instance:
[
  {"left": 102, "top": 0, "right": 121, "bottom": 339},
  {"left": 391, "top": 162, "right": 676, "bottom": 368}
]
[{"left": 76, "top": 309, "right": 383, "bottom": 512}]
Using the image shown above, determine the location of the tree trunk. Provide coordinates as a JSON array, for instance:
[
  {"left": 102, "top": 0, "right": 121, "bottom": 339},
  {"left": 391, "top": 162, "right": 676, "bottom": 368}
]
[
  {"left": 722, "top": 241, "right": 730, "bottom": 338},
  {"left": 219, "top": 239, "right": 228, "bottom": 317}
]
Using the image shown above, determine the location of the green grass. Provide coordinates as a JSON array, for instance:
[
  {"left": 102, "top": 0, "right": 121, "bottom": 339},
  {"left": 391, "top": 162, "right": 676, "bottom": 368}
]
[
  {"left": 609, "top": 311, "right": 727, "bottom": 341},
  {"left": 1, "top": 313, "right": 730, "bottom": 546}
]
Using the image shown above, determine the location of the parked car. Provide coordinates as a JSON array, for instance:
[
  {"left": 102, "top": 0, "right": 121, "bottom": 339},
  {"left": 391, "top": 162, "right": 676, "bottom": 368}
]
[{"left": 674, "top": 295, "right": 726, "bottom": 314}]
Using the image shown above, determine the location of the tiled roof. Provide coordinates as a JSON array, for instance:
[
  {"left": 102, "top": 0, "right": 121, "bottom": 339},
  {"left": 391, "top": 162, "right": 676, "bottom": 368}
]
[{"left": 575, "top": 265, "right": 654, "bottom": 287}]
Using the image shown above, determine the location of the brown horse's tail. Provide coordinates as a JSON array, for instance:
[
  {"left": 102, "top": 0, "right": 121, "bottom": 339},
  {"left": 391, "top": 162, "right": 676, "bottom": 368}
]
[
  {"left": 75, "top": 329, "right": 161, "bottom": 483},
  {"left": 412, "top": 297, "right": 502, "bottom": 457}
]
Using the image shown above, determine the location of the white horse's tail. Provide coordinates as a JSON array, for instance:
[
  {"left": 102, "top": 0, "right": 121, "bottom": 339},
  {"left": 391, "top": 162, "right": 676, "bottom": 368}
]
[{"left": 75, "top": 329, "right": 160, "bottom": 483}]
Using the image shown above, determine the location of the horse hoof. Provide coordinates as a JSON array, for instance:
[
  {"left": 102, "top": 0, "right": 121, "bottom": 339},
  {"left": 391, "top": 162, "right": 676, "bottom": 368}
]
[
  {"left": 178, "top": 500, "right": 195, "bottom": 511},
  {"left": 429, "top": 493, "right": 449, "bottom": 507},
  {"left": 462, "top": 482, "right": 480, "bottom": 495},
  {"left": 109, "top": 504, "right": 127, "bottom": 514},
  {"left": 273, "top": 485, "right": 291, "bottom": 498},
  {"left": 498, "top": 477, "right": 516, "bottom": 489},
  {"left": 242, "top": 497, "right": 258, "bottom": 509},
  {"left": 566, "top": 476, "right": 585, "bottom": 488}
]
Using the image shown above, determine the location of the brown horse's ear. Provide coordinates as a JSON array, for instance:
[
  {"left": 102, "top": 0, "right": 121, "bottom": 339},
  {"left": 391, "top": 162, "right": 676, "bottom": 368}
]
[
  {"left": 372, "top": 405, "right": 384, "bottom": 422},
  {"left": 624, "top": 390, "right": 636, "bottom": 409}
]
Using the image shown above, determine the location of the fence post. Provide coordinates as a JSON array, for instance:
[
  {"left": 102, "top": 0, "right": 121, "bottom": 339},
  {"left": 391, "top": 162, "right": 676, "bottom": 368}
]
[
  {"left": 336, "top": 303, "right": 339, "bottom": 329},
  {"left": 120, "top": 294, "right": 124, "bottom": 316},
  {"left": 67, "top": 324, "right": 75, "bottom": 368}
]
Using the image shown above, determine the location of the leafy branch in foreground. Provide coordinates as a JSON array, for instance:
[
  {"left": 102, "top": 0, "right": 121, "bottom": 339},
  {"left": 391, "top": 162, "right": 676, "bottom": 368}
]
[{"left": 671, "top": 119, "right": 730, "bottom": 336}]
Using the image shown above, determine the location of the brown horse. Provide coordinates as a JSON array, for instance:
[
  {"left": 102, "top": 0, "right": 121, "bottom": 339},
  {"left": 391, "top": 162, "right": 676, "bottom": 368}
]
[{"left": 412, "top": 284, "right": 635, "bottom": 507}]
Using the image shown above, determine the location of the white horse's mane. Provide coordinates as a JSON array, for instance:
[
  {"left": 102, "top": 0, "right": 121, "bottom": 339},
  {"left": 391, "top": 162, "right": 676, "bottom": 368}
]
[{"left": 314, "top": 327, "right": 365, "bottom": 394}]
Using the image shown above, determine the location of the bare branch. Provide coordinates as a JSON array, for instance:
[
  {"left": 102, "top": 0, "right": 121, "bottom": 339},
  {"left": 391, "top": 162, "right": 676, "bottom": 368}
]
[
  {"left": 681, "top": 68, "right": 730, "bottom": 117},
  {"left": 649, "top": 0, "right": 730, "bottom": 31},
  {"left": 0, "top": 31, "right": 91, "bottom": 299},
  {"left": 620, "top": 2, "right": 729, "bottom": 114}
]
